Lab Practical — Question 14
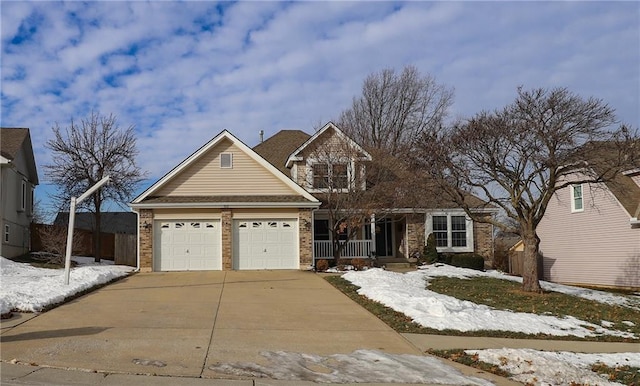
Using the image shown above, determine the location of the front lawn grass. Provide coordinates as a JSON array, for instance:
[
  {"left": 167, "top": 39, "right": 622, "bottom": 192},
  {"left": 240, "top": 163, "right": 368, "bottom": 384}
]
[
  {"left": 324, "top": 275, "right": 639, "bottom": 342},
  {"left": 427, "top": 276, "right": 639, "bottom": 340}
]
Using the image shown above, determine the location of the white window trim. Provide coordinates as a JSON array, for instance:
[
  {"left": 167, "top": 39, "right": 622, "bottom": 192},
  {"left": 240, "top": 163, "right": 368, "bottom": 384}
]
[
  {"left": 220, "top": 153, "right": 233, "bottom": 169},
  {"left": 306, "top": 157, "right": 356, "bottom": 193},
  {"left": 425, "top": 211, "right": 474, "bottom": 253},
  {"left": 570, "top": 184, "right": 584, "bottom": 213}
]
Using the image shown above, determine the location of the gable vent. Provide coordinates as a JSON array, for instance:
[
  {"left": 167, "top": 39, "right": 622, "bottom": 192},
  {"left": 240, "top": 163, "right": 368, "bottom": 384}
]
[{"left": 221, "top": 153, "right": 233, "bottom": 168}]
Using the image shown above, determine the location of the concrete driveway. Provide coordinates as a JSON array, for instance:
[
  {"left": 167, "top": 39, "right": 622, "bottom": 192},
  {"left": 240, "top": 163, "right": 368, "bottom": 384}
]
[{"left": 1, "top": 271, "right": 422, "bottom": 379}]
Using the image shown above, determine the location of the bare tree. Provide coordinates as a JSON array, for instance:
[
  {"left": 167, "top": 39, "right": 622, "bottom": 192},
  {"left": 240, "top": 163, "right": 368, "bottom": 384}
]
[
  {"left": 338, "top": 65, "right": 453, "bottom": 157},
  {"left": 44, "top": 111, "right": 145, "bottom": 262},
  {"left": 34, "top": 224, "right": 86, "bottom": 265},
  {"left": 419, "top": 87, "right": 638, "bottom": 292}
]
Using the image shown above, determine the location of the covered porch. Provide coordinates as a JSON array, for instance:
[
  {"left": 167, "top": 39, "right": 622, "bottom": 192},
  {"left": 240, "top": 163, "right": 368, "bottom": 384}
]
[{"left": 312, "top": 214, "right": 414, "bottom": 260}]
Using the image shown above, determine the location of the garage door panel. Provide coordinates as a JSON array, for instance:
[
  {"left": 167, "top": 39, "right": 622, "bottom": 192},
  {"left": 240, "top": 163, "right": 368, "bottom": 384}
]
[
  {"left": 233, "top": 219, "right": 298, "bottom": 270},
  {"left": 154, "top": 219, "right": 221, "bottom": 271}
]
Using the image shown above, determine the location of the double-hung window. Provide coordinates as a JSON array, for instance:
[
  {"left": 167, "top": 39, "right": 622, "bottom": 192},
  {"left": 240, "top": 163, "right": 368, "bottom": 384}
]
[
  {"left": 571, "top": 184, "right": 583, "bottom": 212},
  {"left": 311, "top": 163, "right": 349, "bottom": 190},
  {"left": 427, "top": 213, "right": 473, "bottom": 252}
]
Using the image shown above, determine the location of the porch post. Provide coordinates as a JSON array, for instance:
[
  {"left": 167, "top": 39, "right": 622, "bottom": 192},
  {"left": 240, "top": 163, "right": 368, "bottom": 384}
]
[{"left": 370, "top": 213, "right": 376, "bottom": 257}]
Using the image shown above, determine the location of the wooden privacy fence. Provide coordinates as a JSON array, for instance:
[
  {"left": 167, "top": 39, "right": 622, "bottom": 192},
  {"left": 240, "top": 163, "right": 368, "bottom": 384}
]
[
  {"left": 114, "top": 233, "right": 137, "bottom": 266},
  {"left": 31, "top": 223, "right": 137, "bottom": 267},
  {"left": 508, "top": 251, "right": 543, "bottom": 279}
]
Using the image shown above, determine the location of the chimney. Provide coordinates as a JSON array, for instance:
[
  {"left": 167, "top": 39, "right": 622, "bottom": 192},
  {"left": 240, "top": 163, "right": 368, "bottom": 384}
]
[{"left": 259, "top": 130, "right": 264, "bottom": 143}]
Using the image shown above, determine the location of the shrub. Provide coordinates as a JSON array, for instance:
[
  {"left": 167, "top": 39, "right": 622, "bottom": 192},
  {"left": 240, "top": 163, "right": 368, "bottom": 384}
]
[
  {"left": 449, "top": 253, "right": 485, "bottom": 271},
  {"left": 315, "top": 259, "right": 329, "bottom": 272},
  {"left": 351, "top": 258, "right": 368, "bottom": 271},
  {"left": 423, "top": 233, "right": 439, "bottom": 264}
]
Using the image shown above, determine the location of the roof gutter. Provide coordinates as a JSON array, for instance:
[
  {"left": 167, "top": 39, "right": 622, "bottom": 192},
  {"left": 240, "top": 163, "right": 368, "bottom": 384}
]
[
  {"left": 631, "top": 217, "right": 640, "bottom": 226},
  {"left": 130, "top": 201, "right": 321, "bottom": 209}
]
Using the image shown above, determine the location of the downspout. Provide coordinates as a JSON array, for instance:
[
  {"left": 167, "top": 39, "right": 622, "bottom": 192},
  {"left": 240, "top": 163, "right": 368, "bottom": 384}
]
[{"left": 132, "top": 208, "right": 141, "bottom": 272}]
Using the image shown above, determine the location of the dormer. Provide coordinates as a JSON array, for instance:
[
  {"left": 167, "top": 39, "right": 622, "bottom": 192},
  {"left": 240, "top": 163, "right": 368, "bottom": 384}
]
[{"left": 285, "top": 122, "right": 372, "bottom": 193}]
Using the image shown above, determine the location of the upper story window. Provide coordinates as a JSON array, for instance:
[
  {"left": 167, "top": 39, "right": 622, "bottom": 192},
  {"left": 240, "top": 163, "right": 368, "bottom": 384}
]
[
  {"left": 427, "top": 213, "right": 474, "bottom": 253},
  {"left": 311, "top": 162, "right": 350, "bottom": 190},
  {"left": 571, "top": 184, "right": 583, "bottom": 212},
  {"left": 20, "top": 181, "right": 26, "bottom": 212},
  {"left": 312, "top": 164, "right": 329, "bottom": 188},
  {"left": 220, "top": 153, "right": 233, "bottom": 168}
]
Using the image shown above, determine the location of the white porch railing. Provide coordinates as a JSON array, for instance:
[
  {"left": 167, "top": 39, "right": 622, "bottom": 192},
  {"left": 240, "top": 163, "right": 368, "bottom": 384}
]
[{"left": 314, "top": 240, "right": 374, "bottom": 259}]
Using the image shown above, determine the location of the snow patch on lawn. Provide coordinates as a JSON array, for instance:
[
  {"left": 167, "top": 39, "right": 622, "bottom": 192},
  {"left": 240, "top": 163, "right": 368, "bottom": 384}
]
[
  {"left": 0, "top": 256, "right": 133, "bottom": 314},
  {"left": 209, "top": 349, "right": 493, "bottom": 385},
  {"left": 469, "top": 348, "right": 640, "bottom": 386},
  {"left": 343, "top": 267, "right": 636, "bottom": 338}
]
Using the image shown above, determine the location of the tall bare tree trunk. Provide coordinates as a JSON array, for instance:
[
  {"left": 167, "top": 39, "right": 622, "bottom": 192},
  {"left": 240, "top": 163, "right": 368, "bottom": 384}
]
[{"left": 522, "top": 231, "right": 542, "bottom": 293}]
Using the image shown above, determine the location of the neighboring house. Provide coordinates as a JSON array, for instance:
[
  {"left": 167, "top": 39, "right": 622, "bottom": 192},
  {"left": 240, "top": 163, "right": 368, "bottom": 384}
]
[
  {"left": 538, "top": 162, "right": 640, "bottom": 290},
  {"left": 0, "top": 128, "right": 39, "bottom": 258},
  {"left": 53, "top": 212, "right": 137, "bottom": 235},
  {"left": 130, "top": 122, "right": 495, "bottom": 272}
]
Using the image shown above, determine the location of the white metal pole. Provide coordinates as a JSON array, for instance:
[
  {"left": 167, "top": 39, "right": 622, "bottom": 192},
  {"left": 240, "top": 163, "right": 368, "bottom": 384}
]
[
  {"left": 63, "top": 176, "right": 111, "bottom": 285},
  {"left": 63, "top": 197, "right": 77, "bottom": 285}
]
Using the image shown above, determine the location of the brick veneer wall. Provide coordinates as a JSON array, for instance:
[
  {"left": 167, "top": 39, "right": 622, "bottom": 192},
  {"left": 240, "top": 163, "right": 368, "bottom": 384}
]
[
  {"left": 298, "top": 208, "right": 313, "bottom": 268},
  {"left": 221, "top": 209, "right": 232, "bottom": 270},
  {"left": 139, "top": 209, "right": 153, "bottom": 272},
  {"left": 406, "top": 213, "right": 425, "bottom": 259},
  {"left": 473, "top": 213, "right": 494, "bottom": 267}
]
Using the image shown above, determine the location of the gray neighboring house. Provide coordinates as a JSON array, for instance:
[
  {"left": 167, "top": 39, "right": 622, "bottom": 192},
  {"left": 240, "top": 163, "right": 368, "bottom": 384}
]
[
  {"left": 1, "top": 128, "right": 39, "bottom": 258},
  {"left": 53, "top": 212, "right": 137, "bottom": 235}
]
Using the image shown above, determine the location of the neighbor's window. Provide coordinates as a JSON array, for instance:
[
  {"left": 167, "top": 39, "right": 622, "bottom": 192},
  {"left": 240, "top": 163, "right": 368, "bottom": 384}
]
[
  {"left": 571, "top": 184, "right": 583, "bottom": 212},
  {"left": 20, "top": 181, "right": 26, "bottom": 211},
  {"left": 4, "top": 225, "right": 9, "bottom": 243},
  {"left": 312, "top": 164, "right": 330, "bottom": 188},
  {"left": 220, "top": 153, "right": 233, "bottom": 168}
]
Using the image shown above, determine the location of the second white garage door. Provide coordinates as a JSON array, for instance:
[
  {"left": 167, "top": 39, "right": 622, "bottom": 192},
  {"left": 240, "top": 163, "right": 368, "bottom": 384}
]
[
  {"left": 233, "top": 219, "right": 298, "bottom": 270},
  {"left": 154, "top": 220, "right": 221, "bottom": 271}
]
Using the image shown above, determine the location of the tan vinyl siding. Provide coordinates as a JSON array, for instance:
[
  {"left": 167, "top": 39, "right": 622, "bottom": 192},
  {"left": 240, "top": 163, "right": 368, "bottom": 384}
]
[
  {"left": 232, "top": 208, "right": 299, "bottom": 219},
  {"left": 156, "top": 139, "right": 299, "bottom": 197},
  {"left": 630, "top": 174, "right": 640, "bottom": 188},
  {"left": 153, "top": 208, "right": 222, "bottom": 219},
  {"left": 538, "top": 180, "right": 640, "bottom": 289}
]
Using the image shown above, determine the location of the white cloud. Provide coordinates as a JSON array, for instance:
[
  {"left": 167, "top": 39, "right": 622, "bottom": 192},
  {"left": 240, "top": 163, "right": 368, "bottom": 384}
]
[{"left": 1, "top": 1, "right": 637, "bottom": 198}]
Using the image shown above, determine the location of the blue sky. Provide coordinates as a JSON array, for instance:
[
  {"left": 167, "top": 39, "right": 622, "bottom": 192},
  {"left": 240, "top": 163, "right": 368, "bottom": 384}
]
[{"left": 1, "top": 1, "right": 639, "bottom": 218}]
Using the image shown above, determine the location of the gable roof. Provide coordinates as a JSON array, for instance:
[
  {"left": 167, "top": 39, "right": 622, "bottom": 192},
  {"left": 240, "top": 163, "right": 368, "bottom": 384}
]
[
  {"left": 285, "top": 122, "right": 372, "bottom": 168},
  {"left": 611, "top": 169, "right": 640, "bottom": 219},
  {"left": 0, "top": 127, "right": 39, "bottom": 184},
  {"left": 131, "top": 130, "right": 319, "bottom": 206},
  {"left": 253, "top": 130, "right": 310, "bottom": 175}
]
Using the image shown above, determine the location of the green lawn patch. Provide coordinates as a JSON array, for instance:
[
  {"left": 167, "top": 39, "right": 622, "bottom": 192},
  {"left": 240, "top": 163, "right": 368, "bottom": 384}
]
[
  {"left": 591, "top": 362, "right": 640, "bottom": 385},
  {"left": 324, "top": 275, "right": 639, "bottom": 342}
]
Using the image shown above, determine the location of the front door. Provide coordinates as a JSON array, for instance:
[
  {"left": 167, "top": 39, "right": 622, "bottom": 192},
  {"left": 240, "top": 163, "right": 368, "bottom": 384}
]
[{"left": 375, "top": 219, "right": 394, "bottom": 257}]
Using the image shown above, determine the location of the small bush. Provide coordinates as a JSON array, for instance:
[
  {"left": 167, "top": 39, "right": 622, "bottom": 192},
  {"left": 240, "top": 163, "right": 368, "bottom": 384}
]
[
  {"left": 449, "top": 253, "right": 485, "bottom": 271},
  {"left": 441, "top": 253, "right": 454, "bottom": 265},
  {"left": 315, "top": 259, "right": 329, "bottom": 271},
  {"left": 423, "top": 233, "right": 438, "bottom": 264},
  {"left": 351, "top": 258, "right": 368, "bottom": 271}
]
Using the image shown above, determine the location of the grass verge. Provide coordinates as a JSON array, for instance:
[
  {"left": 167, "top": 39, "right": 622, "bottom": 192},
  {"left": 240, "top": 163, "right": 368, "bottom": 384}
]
[
  {"left": 427, "top": 349, "right": 511, "bottom": 378},
  {"left": 324, "top": 275, "right": 639, "bottom": 342}
]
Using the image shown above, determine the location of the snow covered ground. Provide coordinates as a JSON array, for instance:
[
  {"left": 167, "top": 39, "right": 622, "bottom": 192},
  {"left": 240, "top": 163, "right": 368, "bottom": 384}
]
[
  {"left": 0, "top": 256, "right": 133, "bottom": 314},
  {"left": 342, "top": 266, "right": 640, "bottom": 385}
]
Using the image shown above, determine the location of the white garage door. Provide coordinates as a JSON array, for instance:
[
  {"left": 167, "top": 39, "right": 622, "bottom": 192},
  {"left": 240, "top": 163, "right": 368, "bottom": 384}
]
[
  {"left": 154, "top": 220, "right": 221, "bottom": 271},
  {"left": 233, "top": 219, "right": 298, "bottom": 270}
]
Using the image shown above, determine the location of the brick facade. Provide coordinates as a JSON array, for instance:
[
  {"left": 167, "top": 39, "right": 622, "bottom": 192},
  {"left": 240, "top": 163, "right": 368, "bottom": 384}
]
[
  {"left": 298, "top": 208, "right": 313, "bottom": 268},
  {"left": 138, "top": 209, "right": 154, "bottom": 272},
  {"left": 473, "top": 213, "right": 494, "bottom": 267},
  {"left": 406, "top": 213, "right": 425, "bottom": 260},
  {"left": 221, "top": 209, "right": 233, "bottom": 270}
]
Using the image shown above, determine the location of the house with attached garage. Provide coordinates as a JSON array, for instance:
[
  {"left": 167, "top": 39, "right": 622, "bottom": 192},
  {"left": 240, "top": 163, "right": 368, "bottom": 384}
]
[
  {"left": 130, "top": 122, "right": 496, "bottom": 272},
  {"left": 1, "top": 128, "right": 39, "bottom": 259}
]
